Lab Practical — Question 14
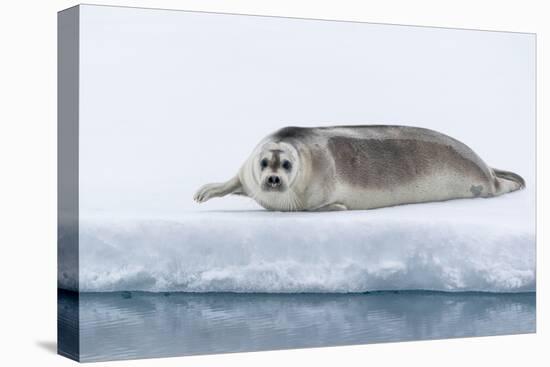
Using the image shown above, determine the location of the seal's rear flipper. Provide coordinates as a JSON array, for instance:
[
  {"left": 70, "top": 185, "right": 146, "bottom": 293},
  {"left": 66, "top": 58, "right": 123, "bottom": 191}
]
[{"left": 492, "top": 168, "right": 525, "bottom": 195}]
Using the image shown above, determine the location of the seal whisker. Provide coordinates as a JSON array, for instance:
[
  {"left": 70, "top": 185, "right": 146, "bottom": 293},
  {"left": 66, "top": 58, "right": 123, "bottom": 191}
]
[
  {"left": 293, "top": 190, "right": 303, "bottom": 211},
  {"left": 297, "top": 195, "right": 302, "bottom": 211},
  {"left": 289, "top": 191, "right": 299, "bottom": 212},
  {"left": 288, "top": 194, "right": 295, "bottom": 212}
]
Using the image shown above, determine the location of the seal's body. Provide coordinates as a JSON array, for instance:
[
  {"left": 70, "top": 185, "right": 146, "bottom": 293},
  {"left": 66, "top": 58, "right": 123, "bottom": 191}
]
[{"left": 194, "top": 125, "right": 525, "bottom": 211}]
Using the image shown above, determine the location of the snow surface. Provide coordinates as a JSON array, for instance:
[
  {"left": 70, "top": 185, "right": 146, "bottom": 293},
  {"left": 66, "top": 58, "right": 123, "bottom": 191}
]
[
  {"left": 66, "top": 189, "right": 535, "bottom": 293},
  {"left": 78, "top": 6, "right": 535, "bottom": 217}
]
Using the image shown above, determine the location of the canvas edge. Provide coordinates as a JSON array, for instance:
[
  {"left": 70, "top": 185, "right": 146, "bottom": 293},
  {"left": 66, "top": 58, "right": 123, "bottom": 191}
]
[{"left": 57, "top": 4, "right": 80, "bottom": 362}]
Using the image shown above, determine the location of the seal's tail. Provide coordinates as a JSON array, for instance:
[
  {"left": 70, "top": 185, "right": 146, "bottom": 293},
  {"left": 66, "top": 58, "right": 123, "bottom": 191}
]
[{"left": 492, "top": 168, "right": 525, "bottom": 195}]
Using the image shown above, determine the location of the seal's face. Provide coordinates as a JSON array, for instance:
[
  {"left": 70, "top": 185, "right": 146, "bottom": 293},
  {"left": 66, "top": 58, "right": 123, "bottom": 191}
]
[{"left": 254, "top": 142, "right": 299, "bottom": 194}]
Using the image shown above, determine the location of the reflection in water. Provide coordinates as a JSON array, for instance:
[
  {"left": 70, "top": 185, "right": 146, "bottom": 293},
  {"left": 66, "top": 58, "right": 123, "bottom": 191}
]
[{"left": 58, "top": 291, "right": 535, "bottom": 362}]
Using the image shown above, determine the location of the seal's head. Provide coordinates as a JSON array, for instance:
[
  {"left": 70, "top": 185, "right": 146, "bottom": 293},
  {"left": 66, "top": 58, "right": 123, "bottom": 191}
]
[{"left": 252, "top": 141, "right": 300, "bottom": 194}]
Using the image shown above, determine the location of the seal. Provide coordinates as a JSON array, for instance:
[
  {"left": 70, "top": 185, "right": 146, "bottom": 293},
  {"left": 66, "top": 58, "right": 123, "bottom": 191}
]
[{"left": 193, "top": 125, "right": 525, "bottom": 211}]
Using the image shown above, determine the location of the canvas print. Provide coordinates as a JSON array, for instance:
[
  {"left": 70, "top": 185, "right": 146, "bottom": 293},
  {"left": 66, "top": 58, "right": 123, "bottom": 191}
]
[{"left": 58, "top": 4, "right": 536, "bottom": 362}]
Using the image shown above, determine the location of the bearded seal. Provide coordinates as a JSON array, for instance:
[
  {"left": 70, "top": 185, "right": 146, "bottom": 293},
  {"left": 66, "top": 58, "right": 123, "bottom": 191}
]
[{"left": 193, "top": 125, "right": 525, "bottom": 211}]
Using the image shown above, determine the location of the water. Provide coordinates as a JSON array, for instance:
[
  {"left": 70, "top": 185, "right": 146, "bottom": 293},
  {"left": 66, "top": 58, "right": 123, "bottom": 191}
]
[{"left": 59, "top": 291, "right": 535, "bottom": 362}]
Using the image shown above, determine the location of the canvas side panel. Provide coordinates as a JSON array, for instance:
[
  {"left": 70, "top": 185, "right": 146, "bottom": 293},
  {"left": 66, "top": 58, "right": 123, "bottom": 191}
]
[{"left": 57, "top": 5, "right": 80, "bottom": 362}]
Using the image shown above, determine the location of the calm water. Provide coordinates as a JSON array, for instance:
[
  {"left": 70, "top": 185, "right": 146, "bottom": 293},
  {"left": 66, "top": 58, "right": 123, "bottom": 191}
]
[{"left": 58, "top": 291, "right": 535, "bottom": 362}]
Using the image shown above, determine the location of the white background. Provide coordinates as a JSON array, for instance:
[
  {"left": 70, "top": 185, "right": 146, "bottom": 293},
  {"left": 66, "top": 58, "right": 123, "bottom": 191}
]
[
  {"left": 78, "top": 4, "right": 535, "bottom": 217},
  {"left": 0, "top": 0, "right": 547, "bottom": 366}
]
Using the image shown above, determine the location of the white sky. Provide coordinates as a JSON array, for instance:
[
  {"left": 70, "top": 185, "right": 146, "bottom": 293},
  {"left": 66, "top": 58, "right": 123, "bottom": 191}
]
[{"left": 78, "top": 5, "right": 535, "bottom": 218}]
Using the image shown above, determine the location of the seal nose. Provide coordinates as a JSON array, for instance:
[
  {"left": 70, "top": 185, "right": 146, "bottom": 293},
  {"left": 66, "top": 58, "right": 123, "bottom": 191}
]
[{"left": 267, "top": 175, "right": 281, "bottom": 187}]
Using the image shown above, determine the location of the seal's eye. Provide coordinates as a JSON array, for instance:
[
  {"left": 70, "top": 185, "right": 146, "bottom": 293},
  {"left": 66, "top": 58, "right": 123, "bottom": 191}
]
[
  {"left": 282, "top": 160, "right": 292, "bottom": 171},
  {"left": 260, "top": 158, "right": 269, "bottom": 169}
]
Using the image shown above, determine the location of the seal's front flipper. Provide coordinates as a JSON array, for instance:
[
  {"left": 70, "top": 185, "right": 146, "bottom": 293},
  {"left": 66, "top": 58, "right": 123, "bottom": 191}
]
[
  {"left": 193, "top": 176, "right": 242, "bottom": 203},
  {"left": 311, "top": 203, "right": 348, "bottom": 212},
  {"left": 193, "top": 183, "right": 222, "bottom": 203}
]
